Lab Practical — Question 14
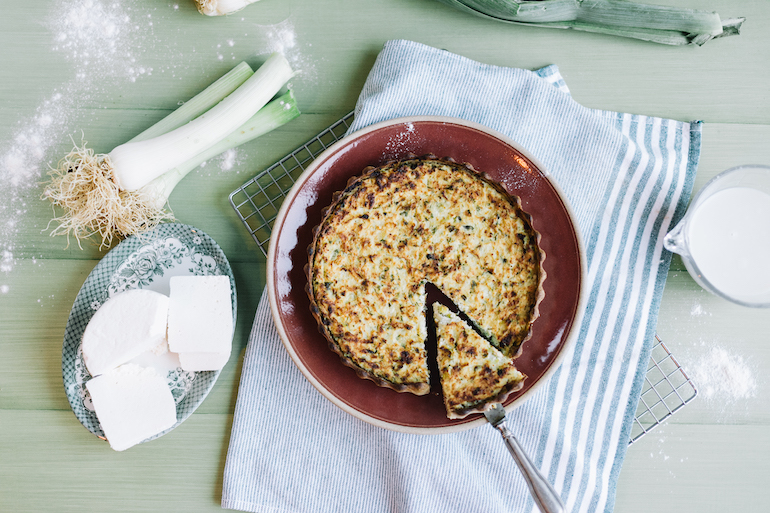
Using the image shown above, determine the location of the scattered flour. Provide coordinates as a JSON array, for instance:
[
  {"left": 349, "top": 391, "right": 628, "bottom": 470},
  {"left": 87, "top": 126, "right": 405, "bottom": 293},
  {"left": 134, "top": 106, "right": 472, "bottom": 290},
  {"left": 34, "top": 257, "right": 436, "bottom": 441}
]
[
  {"left": 197, "top": 149, "right": 243, "bottom": 176},
  {"left": 257, "top": 19, "right": 297, "bottom": 56},
  {"left": 0, "top": 250, "right": 13, "bottom": 273},
  {"left": 253, "top": 18, "right": 317, "bottom": 84},
  {"left": 1, "top": 5, "right": 314, "bottom": 288},
  {"left": 689, "top": 345, "right": 757, "bottom": 403},
  {"left": 0, "top": 90, "right": 74, "bottom": 282},
  {"left": 690, "top": 301, "right": 711, "bottom": 317},
  {"left": 48, "top": 0, "right": 154, "bottom": 84},
  {"left": 219, "top": 149, "right": 240, "bottom": 171},
  {"left": 383, "top": 122, "right": 419, "bottom": 160},
  {"left": 0, "top": 0, "right": 155, "bottom": 279}
]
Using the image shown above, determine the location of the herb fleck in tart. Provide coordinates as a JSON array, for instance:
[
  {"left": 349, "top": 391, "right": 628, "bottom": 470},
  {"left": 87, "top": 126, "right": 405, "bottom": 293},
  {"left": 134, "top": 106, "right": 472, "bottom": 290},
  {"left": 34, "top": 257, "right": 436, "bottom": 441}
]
[{"left": 305, "top": 156, "right": 544, "bottom": 403}]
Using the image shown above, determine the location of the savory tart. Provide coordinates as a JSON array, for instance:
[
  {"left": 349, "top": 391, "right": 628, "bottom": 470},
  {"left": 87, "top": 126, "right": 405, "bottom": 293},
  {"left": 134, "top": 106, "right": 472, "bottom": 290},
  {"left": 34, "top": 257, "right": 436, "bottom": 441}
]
[
  {"left": 432, "top": 303, "right": 526, "bottom": 418},
  {"left": 306, "top": 156, "right": 544, "bottom": 397}
]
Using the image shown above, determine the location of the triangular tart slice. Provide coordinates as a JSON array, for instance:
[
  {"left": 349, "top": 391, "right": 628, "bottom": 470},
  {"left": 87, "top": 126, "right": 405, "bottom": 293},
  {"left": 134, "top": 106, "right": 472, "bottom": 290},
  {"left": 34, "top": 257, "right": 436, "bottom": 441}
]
[{"left": 433, "top": 303, "right": 526, "bottom": 419}]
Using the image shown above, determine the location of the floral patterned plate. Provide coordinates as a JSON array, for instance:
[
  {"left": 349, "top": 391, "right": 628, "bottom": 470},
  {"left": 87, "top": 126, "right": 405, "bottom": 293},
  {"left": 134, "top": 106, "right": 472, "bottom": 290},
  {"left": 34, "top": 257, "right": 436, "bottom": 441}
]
[{"left": 62, "top": 223, "right": 237, "bottom": 445}]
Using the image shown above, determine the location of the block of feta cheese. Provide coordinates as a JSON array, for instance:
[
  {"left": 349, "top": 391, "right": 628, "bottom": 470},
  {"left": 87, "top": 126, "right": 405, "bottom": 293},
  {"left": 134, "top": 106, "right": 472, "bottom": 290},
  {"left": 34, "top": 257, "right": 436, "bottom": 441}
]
[
  {"left": 82, "top": 289, "right": 170, "bottom": 377},
  {"left": 167, "top": 275, "right": 233, "bottom": 371},
  {"left": 85, "top": 363, "right": 177, "bottom": 452}
]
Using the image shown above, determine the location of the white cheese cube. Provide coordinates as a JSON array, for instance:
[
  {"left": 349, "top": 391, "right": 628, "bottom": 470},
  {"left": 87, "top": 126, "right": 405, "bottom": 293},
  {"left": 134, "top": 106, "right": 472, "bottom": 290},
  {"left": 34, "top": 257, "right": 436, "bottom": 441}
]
[
  {"left": 86, "top": 364, "right": 177, "bottom": 452},
  {"left": 177, "top": 351, "right": 231, "bottom": 372},
  {"left": 167, "top": 275, "right": 233, "bottom": 371},
  {"left": 82, "top": 289, "right": 170, "bottom": 377}
]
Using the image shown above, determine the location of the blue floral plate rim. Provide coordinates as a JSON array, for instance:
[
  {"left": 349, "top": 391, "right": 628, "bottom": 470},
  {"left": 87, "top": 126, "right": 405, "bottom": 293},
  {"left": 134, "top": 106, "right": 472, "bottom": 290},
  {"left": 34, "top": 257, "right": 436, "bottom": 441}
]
[{"left": 61, "top": 222, "right": 237, "bottom": 446}]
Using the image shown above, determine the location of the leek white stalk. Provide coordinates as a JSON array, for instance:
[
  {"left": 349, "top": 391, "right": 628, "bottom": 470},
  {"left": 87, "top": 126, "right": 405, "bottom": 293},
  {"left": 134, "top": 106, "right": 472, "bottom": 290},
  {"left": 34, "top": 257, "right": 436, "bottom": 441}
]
[
  {"left": 129, "top": 61, "right": 254, "bottom": 143},
  {"left": 110, "top": 53, "right": 294, "bottom": 191},
  {"left": 44, "top": 55, "right": 298, "bottom": 249},
  {"left": 139, "top": 90, "right": 300, "bottom": 210},
  {"left": 195, "top": 0, "right": 260, "bottom": 16}
]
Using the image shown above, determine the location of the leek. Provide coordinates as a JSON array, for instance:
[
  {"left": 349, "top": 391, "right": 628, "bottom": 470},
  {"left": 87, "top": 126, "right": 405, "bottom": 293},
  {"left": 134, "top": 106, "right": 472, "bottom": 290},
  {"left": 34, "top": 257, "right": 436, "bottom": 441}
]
[
  {"left": 128, "top": 61, "right": 254, "bottom": 142},
  {"left": 109, "top": 53, "right": 293, "bottom": 191},
  {"left": 195, "top": 0, "right": 260, "bottom": 16},
  {"left": 139, "top": 90, "right": 300, "bottom": 210},
  {"left": 44, "top": 54, "right": 299, "bottom": 248},
  {"left": 437, "top": 0, "right": 744, "bottom": 45}
]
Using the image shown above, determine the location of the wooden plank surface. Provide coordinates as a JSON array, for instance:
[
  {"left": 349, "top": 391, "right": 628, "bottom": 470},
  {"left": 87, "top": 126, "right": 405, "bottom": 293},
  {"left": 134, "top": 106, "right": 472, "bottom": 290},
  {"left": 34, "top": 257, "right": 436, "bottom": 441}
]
[
  {"left": 0, "top": 410, "right": 233, "bottom": 512},
  {"left": 1, "top": 0, "right": 769, "bottom": 511}
]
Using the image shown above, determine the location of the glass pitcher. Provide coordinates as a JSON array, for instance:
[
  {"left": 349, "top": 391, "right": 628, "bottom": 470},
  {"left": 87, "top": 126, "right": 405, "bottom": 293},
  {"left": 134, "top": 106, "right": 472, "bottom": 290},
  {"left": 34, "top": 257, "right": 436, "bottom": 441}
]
[{"left": 663, "top": 165, "right": 770, "bottom": 308}]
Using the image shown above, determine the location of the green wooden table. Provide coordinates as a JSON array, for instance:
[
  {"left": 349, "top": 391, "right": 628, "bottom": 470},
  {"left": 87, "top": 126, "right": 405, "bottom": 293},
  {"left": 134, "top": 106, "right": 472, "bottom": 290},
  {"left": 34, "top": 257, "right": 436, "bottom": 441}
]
[{"left": 1, "top": 1, "right": 768, "bottom": 511}]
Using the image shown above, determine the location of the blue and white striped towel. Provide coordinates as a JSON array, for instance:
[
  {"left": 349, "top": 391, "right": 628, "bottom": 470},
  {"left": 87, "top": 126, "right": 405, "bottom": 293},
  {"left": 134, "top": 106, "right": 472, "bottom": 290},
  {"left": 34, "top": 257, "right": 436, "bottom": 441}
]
[{"left": 222, "top": 40, "right": 699, "bottom": 513}]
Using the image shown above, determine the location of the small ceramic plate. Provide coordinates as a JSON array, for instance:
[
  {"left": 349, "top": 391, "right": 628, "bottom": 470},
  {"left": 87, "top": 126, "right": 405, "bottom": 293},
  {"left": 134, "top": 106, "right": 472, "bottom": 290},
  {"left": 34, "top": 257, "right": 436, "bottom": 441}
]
[
  {"left": 62, "top": 223, "right": 237, "bottom": 444},
  {"left": 267, "top": 116, "right": 585, "bottom": 433}
]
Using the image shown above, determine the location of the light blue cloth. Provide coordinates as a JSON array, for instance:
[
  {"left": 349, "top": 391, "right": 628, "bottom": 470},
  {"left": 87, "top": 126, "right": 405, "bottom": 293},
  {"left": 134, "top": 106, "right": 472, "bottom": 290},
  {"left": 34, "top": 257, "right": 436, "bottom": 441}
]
[{"left": 222, "top": 40, "right": 699, "bottom": 513}]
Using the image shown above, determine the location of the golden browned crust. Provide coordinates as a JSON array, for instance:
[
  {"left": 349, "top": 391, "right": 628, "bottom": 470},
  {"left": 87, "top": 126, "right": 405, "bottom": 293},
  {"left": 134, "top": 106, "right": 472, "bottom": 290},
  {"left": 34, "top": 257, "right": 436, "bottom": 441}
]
[{"left": 305, "top": 156, "right": 544, "bottom": 397}]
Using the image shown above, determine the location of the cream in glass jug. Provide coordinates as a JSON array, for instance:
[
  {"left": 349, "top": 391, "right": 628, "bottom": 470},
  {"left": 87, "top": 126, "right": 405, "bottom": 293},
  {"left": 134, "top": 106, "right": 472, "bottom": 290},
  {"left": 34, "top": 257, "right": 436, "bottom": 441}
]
[{"left": 663, "top": 165, "right": 770, "bottom": 307}]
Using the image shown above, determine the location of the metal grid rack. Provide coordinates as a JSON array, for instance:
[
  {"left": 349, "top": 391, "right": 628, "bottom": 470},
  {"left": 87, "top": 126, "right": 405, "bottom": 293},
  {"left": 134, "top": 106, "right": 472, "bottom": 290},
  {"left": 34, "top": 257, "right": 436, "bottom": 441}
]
[
  {"left": 229, "top": 112, "right": 356, "bottom": 256},
  {"left": 229, "top": 112, "right": 698, "bottom": 444},
  {"left": 629, "top": 335, "right": 698, "bottom": 444}
]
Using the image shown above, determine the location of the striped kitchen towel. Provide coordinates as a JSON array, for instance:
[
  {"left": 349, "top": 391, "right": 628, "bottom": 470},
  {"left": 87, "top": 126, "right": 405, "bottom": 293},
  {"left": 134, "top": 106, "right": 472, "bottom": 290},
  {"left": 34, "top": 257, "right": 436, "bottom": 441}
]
[{"left": 222, "top": 40, "right": 699, "bottom": 513}]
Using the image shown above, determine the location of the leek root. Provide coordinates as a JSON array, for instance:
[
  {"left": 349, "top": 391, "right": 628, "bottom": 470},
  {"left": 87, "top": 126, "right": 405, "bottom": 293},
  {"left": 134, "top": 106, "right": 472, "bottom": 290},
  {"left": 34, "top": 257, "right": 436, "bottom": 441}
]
[
  {"left": 44, "top": 144, "right": 176, "bottom": 249},
  {"left": 43, "top": 54, "right": 299, "bottom": 249},
  {"left": 195, "top": 0, "right": 260, "bottom": 16},
  {"left": 437, "top": 0, "right": 744, "bottom": 45}
]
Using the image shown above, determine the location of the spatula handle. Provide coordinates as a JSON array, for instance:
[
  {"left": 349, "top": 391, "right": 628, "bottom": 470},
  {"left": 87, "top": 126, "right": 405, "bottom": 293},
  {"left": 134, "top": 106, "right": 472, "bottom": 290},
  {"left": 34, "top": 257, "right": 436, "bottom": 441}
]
[{"left": 495, "top": 422, "right": 565, "bottom": 513}]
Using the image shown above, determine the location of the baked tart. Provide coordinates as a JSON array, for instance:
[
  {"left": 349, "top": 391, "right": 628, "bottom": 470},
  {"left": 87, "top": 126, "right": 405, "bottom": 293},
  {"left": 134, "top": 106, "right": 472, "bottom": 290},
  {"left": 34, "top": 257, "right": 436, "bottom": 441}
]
[{"left": 306, "top": 156, "right": 544, "bottom": 400}]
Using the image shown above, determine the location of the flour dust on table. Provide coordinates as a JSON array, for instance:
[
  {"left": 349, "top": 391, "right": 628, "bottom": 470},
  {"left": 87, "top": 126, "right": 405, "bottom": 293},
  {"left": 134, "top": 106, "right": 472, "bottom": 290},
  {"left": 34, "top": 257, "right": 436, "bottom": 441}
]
[
  {"left": 48, "top": 0, "right": 154, "bottom": 83},
  {"left": 688, "top": 342, "right": 757, "bottom": 405},
  {"left": 0, "top": 0, "right": 162, "bottom": 285},
  {"left": 0, "top": 90, "right": 75, "bottom": 284},
  {"left": 689, "top": 301, "right": 712, "bottom": 318},
  {"left": 252, "top": 17, "right": 318, "bottom": 85},
  {"left": 197, "top": 148, "right": 246, "bottom": 177}
]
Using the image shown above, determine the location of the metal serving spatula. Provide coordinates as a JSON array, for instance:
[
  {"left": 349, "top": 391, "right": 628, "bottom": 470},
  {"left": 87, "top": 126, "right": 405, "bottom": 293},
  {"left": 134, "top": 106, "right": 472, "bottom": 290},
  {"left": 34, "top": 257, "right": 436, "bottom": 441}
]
[{"left": 485, "top": 404, "right": 566, "bottom": 513}]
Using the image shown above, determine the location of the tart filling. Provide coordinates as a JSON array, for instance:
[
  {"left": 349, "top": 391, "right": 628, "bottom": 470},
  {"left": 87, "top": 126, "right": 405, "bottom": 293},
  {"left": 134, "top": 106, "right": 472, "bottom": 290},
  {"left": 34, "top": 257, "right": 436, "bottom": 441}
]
[
  {"left": 306, "top": 156, "right": 544, "bottom": 400},
  {"left": 433, "top": 303, "right": 526, "bottom": 418}
]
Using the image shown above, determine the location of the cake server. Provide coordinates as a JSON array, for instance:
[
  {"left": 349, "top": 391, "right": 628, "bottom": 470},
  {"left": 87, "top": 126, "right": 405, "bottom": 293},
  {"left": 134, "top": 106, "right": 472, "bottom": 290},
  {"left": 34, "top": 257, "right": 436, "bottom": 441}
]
[{"left": 485, "top": 403, "right": 565, "bottom": 513}]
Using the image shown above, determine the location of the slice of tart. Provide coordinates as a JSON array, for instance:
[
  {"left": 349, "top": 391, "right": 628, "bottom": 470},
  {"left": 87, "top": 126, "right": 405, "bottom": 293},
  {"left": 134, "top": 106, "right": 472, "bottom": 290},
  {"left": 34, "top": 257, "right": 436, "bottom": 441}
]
[{"left": 432, "top": 303, "right": 526, "bottom": 419}]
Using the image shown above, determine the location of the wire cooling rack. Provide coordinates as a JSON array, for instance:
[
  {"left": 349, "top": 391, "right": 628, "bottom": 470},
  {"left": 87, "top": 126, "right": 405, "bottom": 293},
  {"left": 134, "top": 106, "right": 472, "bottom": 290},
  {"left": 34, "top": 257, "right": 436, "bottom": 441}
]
[
  {"left": 229, "top": 112, "right": 698, "bottom": 444},
  {"left": 629, "top": 335, "right": 698, "bottom": 444},
  {"left": 229, "top": 112, "right": 356, "bottom": 256}
]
